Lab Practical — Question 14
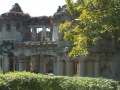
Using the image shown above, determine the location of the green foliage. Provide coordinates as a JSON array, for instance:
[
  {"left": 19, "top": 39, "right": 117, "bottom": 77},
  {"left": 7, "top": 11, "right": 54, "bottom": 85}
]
[
  {"left": 0, "top": 40, "right": 14, "bottom": 58},
  {"left": 0, "top": 71, "right": 119, "bottom": 90},
  {"left": 0, "top": 68, "right": 3, "bottom": 74},
  {"left": 59, "top": 0, "right": 120, "bottom": 57}
]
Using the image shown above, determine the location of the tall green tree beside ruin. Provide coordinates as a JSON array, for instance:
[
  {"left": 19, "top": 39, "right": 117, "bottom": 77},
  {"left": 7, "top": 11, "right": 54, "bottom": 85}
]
[{"left": 59, "top": 0, "right": 120, "bottom": 57}]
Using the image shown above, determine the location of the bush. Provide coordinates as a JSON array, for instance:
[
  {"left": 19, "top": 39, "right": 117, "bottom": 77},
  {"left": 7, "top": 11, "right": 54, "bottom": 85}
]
[
  {"left": 0, "top": 68, "right": 3, "bottom": 74},
  {"left": 0, "top": 71, "right": 119, "bottom": 90}
]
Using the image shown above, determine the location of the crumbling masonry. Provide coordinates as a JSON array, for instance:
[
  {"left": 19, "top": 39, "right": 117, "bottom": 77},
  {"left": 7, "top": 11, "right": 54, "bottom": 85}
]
[{"left": 0, "top": 3, "right": 120, "bottom": 79}]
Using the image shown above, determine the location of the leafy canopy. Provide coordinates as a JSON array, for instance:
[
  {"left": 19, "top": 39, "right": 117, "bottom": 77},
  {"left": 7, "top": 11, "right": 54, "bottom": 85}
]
[{"left": 59, "top": 0, "right": 120, "bottom": 57}]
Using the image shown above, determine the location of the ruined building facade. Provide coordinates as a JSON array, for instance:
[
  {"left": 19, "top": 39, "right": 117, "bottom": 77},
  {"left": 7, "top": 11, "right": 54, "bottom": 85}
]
[{"left": 0, "top": 3, "right": 120, "bottom": 79}]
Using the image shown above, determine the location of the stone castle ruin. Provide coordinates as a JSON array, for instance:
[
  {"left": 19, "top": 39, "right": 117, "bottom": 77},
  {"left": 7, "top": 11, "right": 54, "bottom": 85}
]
[{"left": 0, "top": 3, "right": 120, "bottom": 79}]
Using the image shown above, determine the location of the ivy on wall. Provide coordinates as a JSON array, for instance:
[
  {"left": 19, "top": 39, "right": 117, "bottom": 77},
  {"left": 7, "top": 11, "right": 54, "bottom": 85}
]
[{"left": 0, "top": 40, "right": 14, "bottom": 58}]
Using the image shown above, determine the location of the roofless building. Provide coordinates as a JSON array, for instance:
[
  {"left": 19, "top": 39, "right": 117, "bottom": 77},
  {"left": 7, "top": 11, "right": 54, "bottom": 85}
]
[{"left": 0, "top": 3, "right": 120, "bottom": 79}]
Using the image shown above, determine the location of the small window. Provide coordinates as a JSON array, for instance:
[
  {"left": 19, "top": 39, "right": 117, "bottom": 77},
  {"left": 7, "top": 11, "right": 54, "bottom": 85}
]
[
  {"left": 16, "top": 23, "right": 20, "bottom": 30},
  {"left": 6, "top": 23, "right": 11, "bottom": 31}
]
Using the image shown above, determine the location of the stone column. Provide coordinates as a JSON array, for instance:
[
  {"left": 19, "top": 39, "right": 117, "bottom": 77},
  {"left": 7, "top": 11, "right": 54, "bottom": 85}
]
[
  {"left": 79, "top": 56, "right": 86, "bottom": 77},
  {"left": 80, "top": 61, "right": 85, "bottom": 76},
  {"left": 66, "top": 61, "right": 74, "bottom": 76},
  {"left": 52, "top": 23, "right": 57, "bottom": 41},
  {"left": 44, "top": 57, "right": 46, "bottom": 73},
  {"left": 15, "top": 58, "right": 19, "bottom": 71},
  {"left": 57, "top": 61, "right": 63, "bottom": 75},
  {"left": 2, "top": 54, "right": 9, "bottom": 73},
  {"left": 31, "top": 27, "right": 35, "bottom": 41},
  {"left": 94, "top": 54, "right": 100, "bottom": 77},
  {"left": 42, "top": 26, "right": 46, "bottom": 41},
  {"left": 56, "top": 55, "right": 63, "bottom": 75},
  {"left": 37, "top": 55, "right": 40, "bottom": 73},
  {"left": 52, "top": 25, "right": 55, "bottom": 41},
  {"left": 13, "top": 57, "right": 16, "bottom": 71},
  {"left": 34, "top": 27, "right": 37, "bottom": 41},
  {"left": 36, "top": 55, "right": 39, "bottom": 73},
  {"left": 40, "top": 53, "right": 44, "bottom": 73},
  {"left": 31, "top": 27, "right": 37, "bottom": 41},
  {"left": 53, "top": 57, "right": 57, "bottom": 75}
]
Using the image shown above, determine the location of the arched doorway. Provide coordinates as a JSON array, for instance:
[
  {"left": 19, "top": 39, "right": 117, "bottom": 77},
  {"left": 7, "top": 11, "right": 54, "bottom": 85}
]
[
  {"left": 31, "top": 55, "right": 39, "bottom": 73},
  {"left": 62, "top": 60, "right": 66, "bottom": 75},
  {"left": 45, "top": 56, "right": 54, "bottom": 73},
  {"left": 74, "top": 60, "right": 80, "bottom": 75},
  {"left": 100, "top": 57, "right": 113, "bottom": 78}
]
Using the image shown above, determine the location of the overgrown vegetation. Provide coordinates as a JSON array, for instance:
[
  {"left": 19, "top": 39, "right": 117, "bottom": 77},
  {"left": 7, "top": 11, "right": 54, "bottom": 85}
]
[
  {"left": 0, "top": 68, "right": 3, "bottom": 74},
  {"left": 59, "top": 0, "right": 120, "bottom": 57},
  {"left": 0, "top": 71, "right": 119, "bottom": 90}
]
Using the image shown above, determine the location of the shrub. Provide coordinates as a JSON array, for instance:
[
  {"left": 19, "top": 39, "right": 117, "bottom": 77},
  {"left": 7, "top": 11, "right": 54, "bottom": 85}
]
[
  {"left": 0, "top": 68, "right": 3, "bottom": 74},
  {"left": 0, "top": 71, "right": 119, "bottom": 90}
]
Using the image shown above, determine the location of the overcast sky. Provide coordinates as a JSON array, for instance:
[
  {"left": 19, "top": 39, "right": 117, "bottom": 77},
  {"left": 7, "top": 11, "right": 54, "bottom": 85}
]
[{"left": 0, "top": 0, "right": 66, "bottom": 16}]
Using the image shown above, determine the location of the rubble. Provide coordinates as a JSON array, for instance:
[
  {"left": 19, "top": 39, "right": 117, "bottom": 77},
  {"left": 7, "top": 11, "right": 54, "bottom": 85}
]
[
  {"left": 27, "top": 16, "right": 53, "bottom": 26},
  {"left": 0, "top": 3, "right": 53, "bottom": 41},
  {"left": 0, "top": 3, "right": 53, "bottom": 26},
  {"left": 9, "top": 3, "right": 23, "bottom": 13},
  {"left": 1, "top": 3, "right": 30, "bottom": 20}
]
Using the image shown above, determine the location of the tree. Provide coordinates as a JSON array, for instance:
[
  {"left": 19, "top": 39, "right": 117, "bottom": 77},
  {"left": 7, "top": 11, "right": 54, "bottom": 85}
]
[{"left": 59, "top": 0, "right": 120, "bottom": 57}]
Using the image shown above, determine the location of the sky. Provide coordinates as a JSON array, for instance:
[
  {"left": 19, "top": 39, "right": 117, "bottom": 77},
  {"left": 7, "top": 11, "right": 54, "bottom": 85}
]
[{"left": 0, "top": 0, "right": 66, "bottom": 16}]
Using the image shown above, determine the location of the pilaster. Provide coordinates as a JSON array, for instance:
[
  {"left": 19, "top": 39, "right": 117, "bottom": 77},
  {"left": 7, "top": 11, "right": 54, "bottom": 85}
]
[
  {"left": 2, "top": 54, "right": 9, "bottom": 73},
  {"left": 31, "top": 27, "right": 37, "bottom": 41},
  {"left": 79, "top": 56, "right": 86, "bottom": 76},
  {"left": 56, "top": 55, "right": 63, "bottom": 75},
  {"left": 40, "top": 53, "right": 44, "bottom": 73},
  {"left": 66, "top": 61, "right": 74, "bottom": 76},
  {"left": 42, "top": 26, "right": 46, "bottom": 41},
  {"left": 80, "top": 61, "right": 85, "bottom": 76},
  {"left": 57, "top": 61, "right": 63, "bottom": 75},
  {"left": 13, "top": 58, "right": 16, "bottom": 71},
  {"left": 53, "top": 57, "right": 57, "bottom": 75},
  {"left": 94, "top": 53, "right": 100, "bottom": 77}
]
